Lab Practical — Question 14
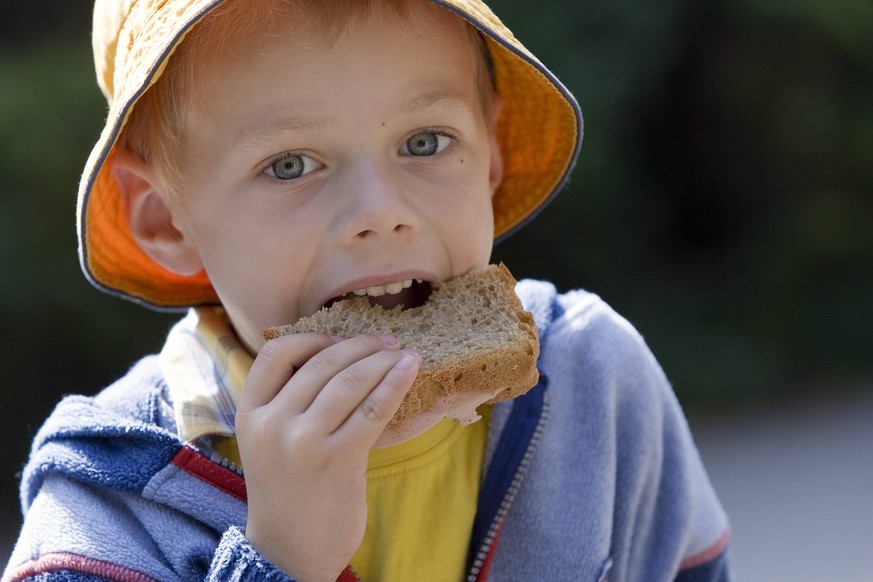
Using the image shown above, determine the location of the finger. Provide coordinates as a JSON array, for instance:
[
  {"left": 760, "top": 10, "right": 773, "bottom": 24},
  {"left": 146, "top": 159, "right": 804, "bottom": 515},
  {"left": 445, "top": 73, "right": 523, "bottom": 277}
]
[
  {"left": 331, "top": 350, "right": 421, "bottom": 444},
  {"left": 239, "top": 333, "right": 337, "bottom": 413},
  {"left": 275, "top": 334, "right": 400, "bottom": 415},
  {"left": 307, "top": 348, "right": 415, "bottom": 431}
]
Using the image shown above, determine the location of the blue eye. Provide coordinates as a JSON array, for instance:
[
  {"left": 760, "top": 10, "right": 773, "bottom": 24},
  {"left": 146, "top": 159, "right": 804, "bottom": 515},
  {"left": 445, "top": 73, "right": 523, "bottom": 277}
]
[
  {"left": 266, "top": 153, "right": 320, "bottom": 180},
  {"left": 404, "top": 131, "right": 453, "bottom": 156},
  {"left": 407, "top": 132, "right": 439, "bottom": 156}
]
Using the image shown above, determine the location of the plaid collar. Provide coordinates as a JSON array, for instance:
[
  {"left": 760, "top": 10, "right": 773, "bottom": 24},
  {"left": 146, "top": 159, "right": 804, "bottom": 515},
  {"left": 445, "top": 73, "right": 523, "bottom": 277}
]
[{"left": 158, "top": 307, "right": 253, "bottom": 444}]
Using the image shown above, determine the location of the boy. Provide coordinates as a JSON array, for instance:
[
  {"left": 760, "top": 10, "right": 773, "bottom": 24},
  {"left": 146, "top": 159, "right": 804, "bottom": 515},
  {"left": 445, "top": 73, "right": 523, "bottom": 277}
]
[{"left": 3, "top": 0, "right": 730, "bottom": 580}]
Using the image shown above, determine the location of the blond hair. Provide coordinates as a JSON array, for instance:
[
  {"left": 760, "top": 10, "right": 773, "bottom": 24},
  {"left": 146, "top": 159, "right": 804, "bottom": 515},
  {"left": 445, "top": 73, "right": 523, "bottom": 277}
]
[{"left": 119, "top": 0, "right": 495, "bottom": 195}]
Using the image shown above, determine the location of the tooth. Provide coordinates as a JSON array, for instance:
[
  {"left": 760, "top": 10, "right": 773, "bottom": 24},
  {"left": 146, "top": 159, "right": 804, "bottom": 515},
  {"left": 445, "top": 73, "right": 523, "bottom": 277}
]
[
  {"left": 385, "top": 281, "right": 404, "bottom": 295},
  {"left": 347, "top": 279, "right": 417, "bottom": 298}
]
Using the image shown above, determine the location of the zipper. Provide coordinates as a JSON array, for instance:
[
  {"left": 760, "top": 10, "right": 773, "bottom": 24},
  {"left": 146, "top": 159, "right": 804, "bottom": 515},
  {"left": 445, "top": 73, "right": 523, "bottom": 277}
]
[
  {"left": 209, "top": 450, "right": 244, "bottom": 476},
  {"left": 467, "top": 383, "right": 550, "bottom": 582}
]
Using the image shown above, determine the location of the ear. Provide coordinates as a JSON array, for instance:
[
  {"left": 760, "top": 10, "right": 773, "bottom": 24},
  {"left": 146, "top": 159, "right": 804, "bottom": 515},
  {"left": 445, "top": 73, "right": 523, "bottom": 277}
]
[
  {"left": 110, "top": 149, "right": 204, "bottom": 276},
  {"left": 488, "top": 94, "right": 505, "bottom": 197}
]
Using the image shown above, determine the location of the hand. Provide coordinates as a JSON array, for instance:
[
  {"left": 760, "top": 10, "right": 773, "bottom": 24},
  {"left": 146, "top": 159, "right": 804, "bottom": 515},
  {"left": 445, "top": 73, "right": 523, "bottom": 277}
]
[{"left": 236, "top": 333, "right": 420, "bottom": 582}]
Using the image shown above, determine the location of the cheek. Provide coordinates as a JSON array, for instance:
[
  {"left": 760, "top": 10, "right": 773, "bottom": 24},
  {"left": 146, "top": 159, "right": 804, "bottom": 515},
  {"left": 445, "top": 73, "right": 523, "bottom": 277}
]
[
  {"left": 451, "top": 159, "right": 494, "bottom": 222},
  {"left": 427, "top": 166, "right": 494, "bottom": 255},
  {"left": 191, "top": 215, "right": 279, "bottom": 302}
]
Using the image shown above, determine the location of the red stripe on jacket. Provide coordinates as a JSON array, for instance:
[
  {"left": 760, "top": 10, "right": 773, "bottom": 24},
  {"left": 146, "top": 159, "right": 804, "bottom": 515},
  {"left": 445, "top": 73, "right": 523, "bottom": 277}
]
[
  {"left": 3, "top": 552, "right": 158, "bottom": 582},
  {"left": 171, "top": 446, "right": 248, "bottom": 502}
]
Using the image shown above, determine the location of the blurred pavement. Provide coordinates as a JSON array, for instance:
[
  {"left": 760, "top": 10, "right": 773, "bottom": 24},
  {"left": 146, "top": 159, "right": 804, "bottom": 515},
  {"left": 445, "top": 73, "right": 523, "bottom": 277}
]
[{"left": 691, "top": 390, "right": 873, "bottom": 581}]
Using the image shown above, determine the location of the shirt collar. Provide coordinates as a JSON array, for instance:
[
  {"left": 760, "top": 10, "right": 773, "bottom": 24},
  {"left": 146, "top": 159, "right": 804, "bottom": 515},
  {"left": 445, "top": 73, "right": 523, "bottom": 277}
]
[{"left": 159, "top": 307, "right": 253, "bottom": 443}]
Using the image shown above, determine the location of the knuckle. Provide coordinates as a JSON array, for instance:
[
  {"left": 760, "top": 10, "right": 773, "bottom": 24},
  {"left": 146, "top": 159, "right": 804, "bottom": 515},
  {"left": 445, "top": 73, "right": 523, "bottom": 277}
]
[
  {"left": 338, "top": 368, "right": 364, "bottom": 388},
  {"left": 307, "top": 352, "right": 333, "bottom": 371},
  {"left": 359, "top": 397, "right": 386, "bottom": 423},
  {"left": 284, "top": 422, "right": 314, "bottom": 448},
  {"left": 351, "top": 334, "right": 382, "bottom": 349},
  {"left": 284, "top": 425, "right": 333, "bottom": 468},
  {"left": 237, "top": 413, "right": 276, "bottom": 448},
  {"left": 258, "top": 338, "right": 285, "bottom": 362}
]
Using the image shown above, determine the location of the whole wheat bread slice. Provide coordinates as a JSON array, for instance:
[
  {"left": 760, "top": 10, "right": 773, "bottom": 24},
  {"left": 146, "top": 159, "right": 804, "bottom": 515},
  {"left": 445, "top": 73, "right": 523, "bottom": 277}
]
[{"left": 261, "top": 263, "right": 539, "bottom": 426}]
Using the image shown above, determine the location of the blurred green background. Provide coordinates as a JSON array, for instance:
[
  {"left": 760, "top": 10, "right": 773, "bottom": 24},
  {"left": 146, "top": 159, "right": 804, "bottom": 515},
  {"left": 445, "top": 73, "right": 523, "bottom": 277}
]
[{"left": 1, "top": 0, "right": 871, "bottom": 561}]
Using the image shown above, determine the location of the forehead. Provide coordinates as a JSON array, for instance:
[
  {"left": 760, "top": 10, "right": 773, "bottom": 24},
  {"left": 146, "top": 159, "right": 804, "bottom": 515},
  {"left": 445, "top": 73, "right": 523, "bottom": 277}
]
[
  {"left": 181, "top": 0, "right": 477, "bottom": 88},
  {"left": 181, "top": 0, "right": 483, "bottom": 128}
]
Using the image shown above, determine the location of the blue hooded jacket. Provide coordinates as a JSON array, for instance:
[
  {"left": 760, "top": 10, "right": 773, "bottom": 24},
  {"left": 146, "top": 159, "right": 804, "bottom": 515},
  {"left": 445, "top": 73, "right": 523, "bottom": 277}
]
[{"left": 3, "top": 279, "right": 730, "bottom": 581}]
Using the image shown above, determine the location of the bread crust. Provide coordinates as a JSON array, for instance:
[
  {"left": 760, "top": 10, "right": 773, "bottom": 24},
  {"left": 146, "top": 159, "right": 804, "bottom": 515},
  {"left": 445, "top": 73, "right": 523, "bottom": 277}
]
[{"left": 262, "top": 263, "right": 539, "bottom": 426}]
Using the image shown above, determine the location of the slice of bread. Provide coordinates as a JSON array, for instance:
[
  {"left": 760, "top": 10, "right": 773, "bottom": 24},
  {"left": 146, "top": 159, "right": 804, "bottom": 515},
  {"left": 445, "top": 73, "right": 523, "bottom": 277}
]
[{"left": 261, "top": 263, "right": 540, "bottom": 427}]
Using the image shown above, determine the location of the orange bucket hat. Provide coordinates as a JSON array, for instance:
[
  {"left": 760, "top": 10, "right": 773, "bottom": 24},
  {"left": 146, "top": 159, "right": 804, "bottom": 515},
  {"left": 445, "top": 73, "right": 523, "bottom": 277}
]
[{"left": 80, "top": 0, "right": 583, "bottom": 309}]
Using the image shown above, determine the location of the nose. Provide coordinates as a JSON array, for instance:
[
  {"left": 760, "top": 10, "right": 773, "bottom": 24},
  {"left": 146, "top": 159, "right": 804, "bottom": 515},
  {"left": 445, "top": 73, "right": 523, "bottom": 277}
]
[{"left": 336, "top": 159, "right": 419, "bottom": 242}]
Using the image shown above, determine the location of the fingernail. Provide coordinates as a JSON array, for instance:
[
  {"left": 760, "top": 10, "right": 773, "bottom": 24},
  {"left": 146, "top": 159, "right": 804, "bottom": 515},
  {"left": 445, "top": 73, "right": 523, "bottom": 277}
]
[
  {"left": 396, "top": 353, "right": 417, "bottom": 370},
  {"left": 380, "top": 335, "right": 398, "bottom": 346},
  {"left": 330, "top": 335, "right": 345, "bottom": 343}
]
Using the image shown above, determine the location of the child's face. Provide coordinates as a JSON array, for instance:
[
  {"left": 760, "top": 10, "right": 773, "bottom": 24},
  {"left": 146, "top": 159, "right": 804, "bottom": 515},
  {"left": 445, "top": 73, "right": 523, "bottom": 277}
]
[{"left": 163, "top": 1, "right": 501, "bottom": 351}]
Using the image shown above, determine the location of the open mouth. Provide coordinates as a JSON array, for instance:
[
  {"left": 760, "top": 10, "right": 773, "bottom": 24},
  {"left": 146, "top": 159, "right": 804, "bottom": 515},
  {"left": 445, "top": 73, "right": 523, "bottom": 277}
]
[{"left": 325, "top": 278, "right": 433, "bottom": 311}]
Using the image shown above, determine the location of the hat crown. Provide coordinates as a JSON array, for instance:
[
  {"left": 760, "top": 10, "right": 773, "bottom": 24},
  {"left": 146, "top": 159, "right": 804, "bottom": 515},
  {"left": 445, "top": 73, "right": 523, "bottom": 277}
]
[{"left": 92, "top": 0, "right": 139, "bottom": 103}]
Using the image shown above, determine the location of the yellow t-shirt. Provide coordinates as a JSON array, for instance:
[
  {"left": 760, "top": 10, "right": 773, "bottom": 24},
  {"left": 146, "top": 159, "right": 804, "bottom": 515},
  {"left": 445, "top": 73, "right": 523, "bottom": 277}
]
[{"left": 350, "top": 411, "right": 489, "bottom": 581}]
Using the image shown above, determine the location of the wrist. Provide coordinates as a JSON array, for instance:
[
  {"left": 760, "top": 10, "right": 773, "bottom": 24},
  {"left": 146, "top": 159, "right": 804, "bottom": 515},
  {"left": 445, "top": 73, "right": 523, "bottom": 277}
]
[{"left": 245, "top": 524, "right": 343, "bottom": 582}]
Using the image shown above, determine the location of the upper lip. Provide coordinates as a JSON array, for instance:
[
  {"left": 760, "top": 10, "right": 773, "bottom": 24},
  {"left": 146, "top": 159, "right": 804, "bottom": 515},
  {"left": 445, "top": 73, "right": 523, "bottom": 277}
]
[{"left": 318, "top": 270, "right": 439, "bottom": 309}]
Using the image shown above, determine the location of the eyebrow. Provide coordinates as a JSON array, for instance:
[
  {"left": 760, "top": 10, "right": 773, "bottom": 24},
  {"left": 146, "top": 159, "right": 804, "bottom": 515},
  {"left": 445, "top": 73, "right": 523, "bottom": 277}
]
[
  {"left": 235, "top": 115, "right": 334, "bottom": 149},
  {"left": 395, "top": 91, "right": 475, "bottom": 116},
  {"left": 235, "top": 91, "right": 474, "bottom": 148}
]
